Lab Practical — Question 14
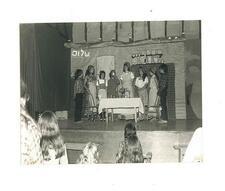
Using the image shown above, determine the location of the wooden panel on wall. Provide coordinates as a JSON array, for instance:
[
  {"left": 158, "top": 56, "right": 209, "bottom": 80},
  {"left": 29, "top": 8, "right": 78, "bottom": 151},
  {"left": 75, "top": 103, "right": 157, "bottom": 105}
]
[
  {"left": 87, "top": 22, "right": 100, "bottom": 42},
  {"left": 134, "top": 21, "right": 148, "bottom": 41},
  {"left": 167, "top": 21, "right": 182, "bottom": 37},
  {"left": 102, "top": 22, "right": 116, "bottom": 41},
  {"left": 118, "top": 22, "right": 132, "bottom": 42},
  {"left": 184, "top": 20, "right": 200, "bottom": 39},
  {"left": 72, "top": 23, "right": 85, "bottom": 43},
  {"left": 150, "top": 21, "right": 165, "bottom": 39}
]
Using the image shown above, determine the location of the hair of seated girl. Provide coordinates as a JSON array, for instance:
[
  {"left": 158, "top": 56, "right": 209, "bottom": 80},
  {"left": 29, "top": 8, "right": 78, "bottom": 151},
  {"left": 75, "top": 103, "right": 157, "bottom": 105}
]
[
  {"left": 124, "top": 123, "right": 137, "bottom": 139},
  {"left": 125, "top": 135, "right": 143, "bottom": 163},
  {"left": 78, "top": 142, "right": 99, "bottom": 164},
  {"left": 38, "top": 111, "right": 65, "bottom": 161}
]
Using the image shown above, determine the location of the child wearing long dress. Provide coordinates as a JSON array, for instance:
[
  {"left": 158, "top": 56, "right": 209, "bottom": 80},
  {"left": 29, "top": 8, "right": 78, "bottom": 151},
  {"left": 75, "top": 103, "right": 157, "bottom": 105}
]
[
  {"left": 120, "top": 62, "right": 135, "bottom": 120},
  {"left": 120, "top": 62, "right": 135, "bottom": 98},
  {"left": 148, "top": 68, "right": 159, "bottom": 118},
  {"left": 84, "top": 65, "right": 97, "bottom": 113},
  {"left": 135, "top": 66, "right": 149, "bottom": 107},
  {"left": 97, "top": 70, "right": 107, "bottom": 119}
]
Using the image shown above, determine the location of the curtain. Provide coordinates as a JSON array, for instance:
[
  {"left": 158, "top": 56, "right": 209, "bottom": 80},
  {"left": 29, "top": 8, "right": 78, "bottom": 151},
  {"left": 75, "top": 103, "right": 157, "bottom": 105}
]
[{"left": 20, "top": 23, "right": 71, "bottom": 119}]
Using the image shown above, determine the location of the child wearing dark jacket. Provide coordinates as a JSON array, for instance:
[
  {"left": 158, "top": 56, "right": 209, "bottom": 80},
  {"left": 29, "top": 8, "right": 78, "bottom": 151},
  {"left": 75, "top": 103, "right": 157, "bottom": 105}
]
[
  {"left": 74, "top": 69, "right": 84, "bottom": 122},
  {"left": 158, "top": 64, "right": 168, "bottom": 123}
]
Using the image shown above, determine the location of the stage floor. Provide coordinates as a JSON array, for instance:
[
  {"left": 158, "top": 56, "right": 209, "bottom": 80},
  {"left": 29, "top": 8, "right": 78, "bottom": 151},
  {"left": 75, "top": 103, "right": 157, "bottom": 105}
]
[{"left": 59, "top": 119, "right": 202, "bottom": 132}]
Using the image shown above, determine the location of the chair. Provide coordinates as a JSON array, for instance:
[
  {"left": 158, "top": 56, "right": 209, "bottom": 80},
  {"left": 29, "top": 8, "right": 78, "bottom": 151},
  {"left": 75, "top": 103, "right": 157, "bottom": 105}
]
[{"left": 173, "top": 144, "right": 188, "bottom": 162}]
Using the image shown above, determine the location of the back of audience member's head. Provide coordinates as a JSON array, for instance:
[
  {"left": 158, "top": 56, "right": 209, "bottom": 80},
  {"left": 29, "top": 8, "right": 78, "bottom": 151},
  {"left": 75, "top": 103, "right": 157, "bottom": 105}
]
[
  {"left": 126, "top": 135, "right": 143, "bottom": 163},
  {"left": 124, "top": 123, "right": 137, "bottom": 139},
  {"left": 20, "top": 79, "right": 30, "bottom": 106},
  {"left": 38, "top": 111, "right": 65, "bottom": 160},
  {"left": 78, "top": 142, "right": 99, "bottom": 164}
]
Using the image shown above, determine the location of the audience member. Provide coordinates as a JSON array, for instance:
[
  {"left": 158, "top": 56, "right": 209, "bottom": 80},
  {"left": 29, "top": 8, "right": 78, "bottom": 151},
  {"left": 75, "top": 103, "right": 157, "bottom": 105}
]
[
  {"left": 78, "top": 142, "right": 100, "bottom": 164},
  {"left": 183, "top": 127, "right": 203, "bottom": 162},
  {"left": 20, "top": 80, "right": 43, "bottom": 165},
  {"left": 38, "top": 111, "right": 68, "bottom": 164},
  {"left": 116, "top": 123, "right": 144, "bottom": 163}
]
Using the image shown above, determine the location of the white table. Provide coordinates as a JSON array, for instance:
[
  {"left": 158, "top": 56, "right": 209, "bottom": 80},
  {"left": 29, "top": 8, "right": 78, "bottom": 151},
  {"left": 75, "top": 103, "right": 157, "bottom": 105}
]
[{"left": 98, "top": 98, "right": 144, "bottom": 125}]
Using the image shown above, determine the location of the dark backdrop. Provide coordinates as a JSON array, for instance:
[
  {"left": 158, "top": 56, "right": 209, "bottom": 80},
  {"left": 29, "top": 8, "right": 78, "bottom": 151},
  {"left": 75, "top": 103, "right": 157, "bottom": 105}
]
[{"left": 20, "top": 23, "right": 72, "bottom": 119}]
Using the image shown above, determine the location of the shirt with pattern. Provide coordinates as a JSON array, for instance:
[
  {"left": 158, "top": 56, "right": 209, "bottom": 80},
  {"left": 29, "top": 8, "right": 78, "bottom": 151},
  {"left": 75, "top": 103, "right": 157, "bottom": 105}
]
[
  {"left": 20, "top": 107, "right": 43, "bottom": 165},
  {"left": 74, "top": 78, "right": 84, "bottom": 96},
  {"left": 116, "top": 139, "right": 144, "bottom": 163}
]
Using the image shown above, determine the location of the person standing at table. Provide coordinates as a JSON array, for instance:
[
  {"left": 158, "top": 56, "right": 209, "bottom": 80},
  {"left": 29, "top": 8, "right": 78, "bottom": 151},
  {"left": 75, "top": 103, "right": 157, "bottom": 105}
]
[
  {"left": 97, "top": 70, "right": 107, "bottom": 120},
  {"left": 84, "top": 65, "right": 97, "bottom": 112},
  {"left": 158, "top": 64, "right": 168, "bottom": 124},
  {"left": 148, "top": 68, "right": 159, "bottom": 119},
  {"left": 74, "top": 69, "right": 84, "bottom": 123},
  {"left": 135, "top": 66, "right": 149, "bottom": 107},
  {"left": 107, "top": 70, "right": 120, "bottom": 98},
  {"left": 120, "top": 62, "right": 135, "bottom": 98}
]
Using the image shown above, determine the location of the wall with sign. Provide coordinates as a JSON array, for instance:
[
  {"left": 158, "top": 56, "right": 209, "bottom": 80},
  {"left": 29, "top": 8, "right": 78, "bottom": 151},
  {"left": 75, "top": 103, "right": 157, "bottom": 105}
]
[{"left": 71, "top": 41, "right": 186, "bottom": 119}]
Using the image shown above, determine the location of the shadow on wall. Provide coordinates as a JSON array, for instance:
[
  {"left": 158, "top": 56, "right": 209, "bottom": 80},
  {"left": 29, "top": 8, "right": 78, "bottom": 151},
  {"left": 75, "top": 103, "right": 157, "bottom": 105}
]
[{"left": 185, "top": 39, "right": 202, "bottom": 119}]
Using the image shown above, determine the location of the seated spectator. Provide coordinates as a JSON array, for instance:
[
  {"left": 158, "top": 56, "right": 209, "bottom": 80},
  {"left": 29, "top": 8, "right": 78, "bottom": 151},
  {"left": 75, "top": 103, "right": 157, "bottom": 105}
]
[
  {"left": 77, "top": 142, "right": 100, "bottom": 164},
  {"left": 20, "top": 79, "right": 43, "bottom": 165},
  {"left": 183, "top": 127, "right": 203, "bottom": 163},
  {"left": 116, "top": 123, "right": 144, "bottom": 163},
  {"left": 38, "top": 111, "right": 68, "bottom": 164},
  {"left": 143, "top": 152, "right": 152, "bottom": 163}
]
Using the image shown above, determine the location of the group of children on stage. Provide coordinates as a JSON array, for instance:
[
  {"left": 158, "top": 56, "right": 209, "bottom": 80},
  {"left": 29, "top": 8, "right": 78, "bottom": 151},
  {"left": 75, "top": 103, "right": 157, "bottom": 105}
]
[{"left": 73, "top": 62, "right": 168, "bottom": 123}]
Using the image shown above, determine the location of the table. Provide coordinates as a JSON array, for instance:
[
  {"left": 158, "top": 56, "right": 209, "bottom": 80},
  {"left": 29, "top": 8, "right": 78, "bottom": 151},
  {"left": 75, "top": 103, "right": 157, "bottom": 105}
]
[{"left": 98, "top": 98, "right": 144, "bottom": 125}]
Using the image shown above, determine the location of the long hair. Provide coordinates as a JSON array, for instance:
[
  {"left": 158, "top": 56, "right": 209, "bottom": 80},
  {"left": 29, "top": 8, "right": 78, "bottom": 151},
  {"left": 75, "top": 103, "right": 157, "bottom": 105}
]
[
  {"left": 149, "top": 67, "right": 156, "bottom": 76},
  {"left": 124, "top": 123, "right": 137, "bottom": 139},
  {"left": 38, "top": 111, "right": 65, "bottom": 160},
  {"left": 123, "top": 62, "right": 131, "bottom": 72},
  {"left": 78, "top": 142, "right": 99, "bottom": 164},
  {"left": 85, "top": 65, "right": 95, "bottom": 76},
  {"left": 74, "top": 69, "right": 83, "bottom": 80},
  {"left": 20, "top": 79, "right": 29, "bottom": 101},
  {"left": 138, "top": 66, "right": 147, "bottom": 81},
  {"left": 125, "top": 135, "right": 144, "bottom": 163}
]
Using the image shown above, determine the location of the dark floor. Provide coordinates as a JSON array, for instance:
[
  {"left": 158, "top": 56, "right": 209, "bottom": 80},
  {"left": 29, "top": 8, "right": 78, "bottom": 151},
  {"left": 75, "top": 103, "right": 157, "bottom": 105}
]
[{"left": 59, "top": 118, "right": 202, "bottom": 132}]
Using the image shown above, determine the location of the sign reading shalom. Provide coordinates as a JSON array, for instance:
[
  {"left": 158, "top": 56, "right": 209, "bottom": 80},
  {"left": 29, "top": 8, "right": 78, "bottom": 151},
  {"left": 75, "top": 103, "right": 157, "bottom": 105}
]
[{"left": 72, "top": 49, "right": 90, "bottom": 57}]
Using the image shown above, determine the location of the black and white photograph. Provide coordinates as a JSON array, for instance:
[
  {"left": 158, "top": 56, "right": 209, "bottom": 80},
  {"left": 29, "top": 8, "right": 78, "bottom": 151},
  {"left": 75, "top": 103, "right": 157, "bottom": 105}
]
[
  {"left": 20, "top": 20, "right": 202, "bottom": 165},
  {"left": 2, "top": 0, "right": 225, "bottom": 190}
]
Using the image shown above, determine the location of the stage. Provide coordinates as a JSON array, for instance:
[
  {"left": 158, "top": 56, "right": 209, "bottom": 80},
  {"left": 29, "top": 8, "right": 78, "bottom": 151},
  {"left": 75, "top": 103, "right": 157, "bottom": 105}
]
[{"left": 59, "top": 119, "right": 201, "bottom": 163}]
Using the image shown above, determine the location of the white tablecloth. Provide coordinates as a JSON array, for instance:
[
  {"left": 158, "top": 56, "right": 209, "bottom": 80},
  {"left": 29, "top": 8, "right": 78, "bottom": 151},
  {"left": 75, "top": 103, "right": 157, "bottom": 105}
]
[{"left": 98, "top": 98, "right": 144, "bottom": 114}]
